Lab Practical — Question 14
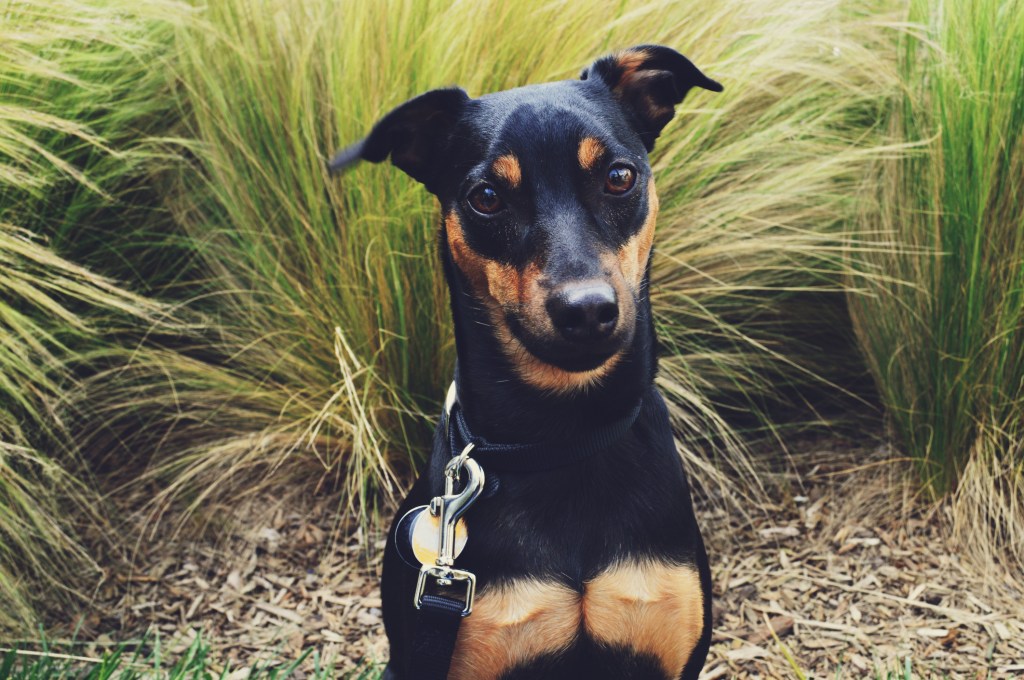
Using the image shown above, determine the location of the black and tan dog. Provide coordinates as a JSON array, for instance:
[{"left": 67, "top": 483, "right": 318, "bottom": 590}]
[{"left": 331, "top": 45, "right": 722, "bottom": 680}]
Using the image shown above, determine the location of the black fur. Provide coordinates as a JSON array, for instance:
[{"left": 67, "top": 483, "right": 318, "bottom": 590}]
[{"left": 331, "top": 45, "right": 722, "bottom": 680}]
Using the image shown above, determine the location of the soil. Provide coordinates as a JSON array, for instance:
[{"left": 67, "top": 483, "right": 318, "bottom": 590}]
[{"left": 68, "top": 437, "right": 1024, "bottom": 679}]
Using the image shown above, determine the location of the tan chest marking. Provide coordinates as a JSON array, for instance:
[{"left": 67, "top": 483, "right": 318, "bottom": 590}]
[
  {"left": 448, "top": 579, "right": 581, "bottom": 680},
  {"left": 583, "top": 560, "right": 704, "bottom": 678},
  {"left": 447, "top": 559, "right": 704, "bottom": 680}
]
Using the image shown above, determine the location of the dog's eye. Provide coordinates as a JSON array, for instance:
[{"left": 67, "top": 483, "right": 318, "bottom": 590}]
[
  {"left": 605, "top": 164, "right": 636, "bottom": 195},
  {"left": 467, "top": 184, "right": 505, "bottom": 215}
]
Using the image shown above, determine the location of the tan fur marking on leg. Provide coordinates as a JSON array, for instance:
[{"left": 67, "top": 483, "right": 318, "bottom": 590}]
[
  {"left": 492, "top": 154, "right": 522, "bottom": 188},
  {"left": 617, "top": 178, "right": 658, "bottom": 287},
  {"left": 448, "top": 580, "right": 581, "bottom": 680},
  {"left": 584, "top": 559, "right": 704, "bottom": 678},
  {"left": 578, "top": 137, "right": 605, "bottom": 171}
]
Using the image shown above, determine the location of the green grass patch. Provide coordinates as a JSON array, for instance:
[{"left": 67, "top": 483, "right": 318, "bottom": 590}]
[
  {"left": 0, "top": 0, "right": 195, "bottom": 288},
  {"left": 0, "top": 636, "right": 383, "bottom": 680}
]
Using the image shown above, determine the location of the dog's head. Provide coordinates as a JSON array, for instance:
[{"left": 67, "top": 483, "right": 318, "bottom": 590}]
[{"left": 332, "top": 45, "right": 722, "bottom": 393}]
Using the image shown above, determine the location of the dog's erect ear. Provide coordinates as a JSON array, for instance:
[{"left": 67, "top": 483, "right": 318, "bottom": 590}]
[
  {"left": 328, "top": 87, "right": 469, "bottom": 187},
  {"left": 581, "top": 45, "right": 722, "bottom": 151}
]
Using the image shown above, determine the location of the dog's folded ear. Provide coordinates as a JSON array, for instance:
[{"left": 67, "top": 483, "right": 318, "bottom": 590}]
[
  {"left": 581, "top": 45, "right": 722, "bottom": 151},
  {"left": 328, "top": 87, "right": 469, "bottom": 188}
]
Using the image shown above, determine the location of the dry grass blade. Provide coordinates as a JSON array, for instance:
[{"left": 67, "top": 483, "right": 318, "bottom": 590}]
[{"left": 0, "top": 224, "right": 166, "bottom": 633}]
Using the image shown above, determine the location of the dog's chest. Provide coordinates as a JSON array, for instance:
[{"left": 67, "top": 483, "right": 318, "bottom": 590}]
[{"left": 446, "top": 559, "right": 704, "bottom": 680}]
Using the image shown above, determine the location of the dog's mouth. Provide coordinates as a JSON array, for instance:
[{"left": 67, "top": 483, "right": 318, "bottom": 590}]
[{"left": 504, "top": 307, "right": 634, "bottom": 374}]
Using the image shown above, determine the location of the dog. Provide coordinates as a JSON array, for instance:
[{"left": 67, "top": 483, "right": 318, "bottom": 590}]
[{"left": 331, "top": 44, "right": 722, "bottom": 680}]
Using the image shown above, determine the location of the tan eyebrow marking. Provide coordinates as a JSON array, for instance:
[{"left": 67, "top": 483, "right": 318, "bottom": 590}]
[
  {"left": 491, "top": 154, "right": 522, "bottom": 188},
  {"left": 578, "top": 137, "right": 605, "bottom": 171}
]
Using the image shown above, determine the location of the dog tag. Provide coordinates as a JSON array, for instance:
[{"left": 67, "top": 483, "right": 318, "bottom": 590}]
[{"left": 395, "top": 505, "right": 468, "bottom": 568}]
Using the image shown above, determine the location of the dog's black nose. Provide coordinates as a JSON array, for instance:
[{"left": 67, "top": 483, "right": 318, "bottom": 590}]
[{"left": 547, "top": 282, "right": 618, "bottom": 343}]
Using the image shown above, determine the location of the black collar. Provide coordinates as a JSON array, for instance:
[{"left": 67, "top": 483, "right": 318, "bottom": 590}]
[{"left": 442, "top": 382, "right": 643, "bottom": 473}]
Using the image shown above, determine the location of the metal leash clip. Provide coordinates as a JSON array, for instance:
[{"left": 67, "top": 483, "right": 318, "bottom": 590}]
[
  {"left": 414, "top": 442, "right": 484, "bottom": 617},
  {"left": 442, "top": 380, "right": 458, "bottom": 439}
]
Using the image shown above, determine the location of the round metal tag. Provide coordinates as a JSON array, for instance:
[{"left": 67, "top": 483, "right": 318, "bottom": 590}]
[{"left": 394, "top": 505, "right": 468, "bottom": 568}]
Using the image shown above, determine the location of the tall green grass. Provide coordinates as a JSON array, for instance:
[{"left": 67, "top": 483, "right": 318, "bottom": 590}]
[
  {"left": 65, "top": 0, "right": 900, "bottom": 531},
  {"left": 849, "top": 0, "right": 1024, "bottom": 565},
  {"left": 0, "top": 0, "right": 195, "bottom": 288},
  {"left": 1, "top": 0, "right": 908, "bottom": 635},
  {"left": 4, "top": 0, "right": 1021, "bottom": 646},
  {"left": 0, "top": 0, "right": 189, "bottom": 632},
  {"left": 642, "top": 0, "right": 898, "bottom": 490},
  {"left": 0, "top": 222, "right": 162, "bottom": 631}
]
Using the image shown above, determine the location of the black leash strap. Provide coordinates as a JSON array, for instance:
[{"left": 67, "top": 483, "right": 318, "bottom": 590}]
[{"left": 410, "top": 594, "right": 465, "bottom": 680}]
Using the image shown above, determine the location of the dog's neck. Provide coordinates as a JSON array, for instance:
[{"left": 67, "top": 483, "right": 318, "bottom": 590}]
[{"left": 441, "top": 250, "right": 656, "bottom": 445}]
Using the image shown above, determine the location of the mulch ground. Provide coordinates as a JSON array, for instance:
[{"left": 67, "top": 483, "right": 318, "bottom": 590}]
[{"left": 75, "top": 437, "right": 1024, "bottom": 679}]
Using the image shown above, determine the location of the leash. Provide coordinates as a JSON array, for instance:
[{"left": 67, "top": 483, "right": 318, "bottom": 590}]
[{"left": 397, "top": 381, "right": 643, "bottom": 680}]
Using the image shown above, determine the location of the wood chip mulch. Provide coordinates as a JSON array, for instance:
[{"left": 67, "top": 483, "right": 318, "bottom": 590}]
[
  {"left": 71, "top": 437, "right": 1024, "bottom": 679},
  {"left": 78, "top": 496, "right": 389, "bottom": 676},
  {"left": 700, "top": 440, "right": 1024, "bottom": 678}
]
